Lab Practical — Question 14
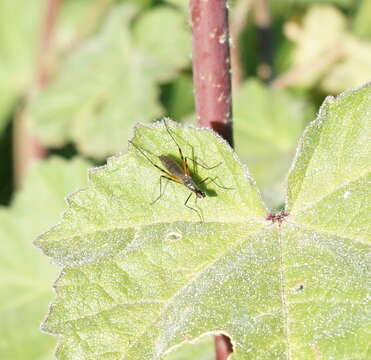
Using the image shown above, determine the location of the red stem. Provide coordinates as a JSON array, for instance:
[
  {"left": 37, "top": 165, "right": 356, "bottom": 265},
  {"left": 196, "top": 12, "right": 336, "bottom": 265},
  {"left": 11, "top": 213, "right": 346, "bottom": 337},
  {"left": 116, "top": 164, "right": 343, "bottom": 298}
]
[
  {"left": 190, "top": 0, "right": 234, "bottom": 147},
  {"left": 37, "top": 0, "right": 61, "bottom": 86},
  {"left": 189, "top": 1, "right": 234, "bottom": 359},
  {"left": 13, "top": 0, "right": 60, "bottom": 186}
]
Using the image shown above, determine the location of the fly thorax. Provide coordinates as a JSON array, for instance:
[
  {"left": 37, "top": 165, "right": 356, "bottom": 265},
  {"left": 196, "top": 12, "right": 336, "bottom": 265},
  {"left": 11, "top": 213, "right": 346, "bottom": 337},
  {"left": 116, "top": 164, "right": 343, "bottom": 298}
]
[{"left": 184, "top": 177, "right": 197, "bottom": 191}]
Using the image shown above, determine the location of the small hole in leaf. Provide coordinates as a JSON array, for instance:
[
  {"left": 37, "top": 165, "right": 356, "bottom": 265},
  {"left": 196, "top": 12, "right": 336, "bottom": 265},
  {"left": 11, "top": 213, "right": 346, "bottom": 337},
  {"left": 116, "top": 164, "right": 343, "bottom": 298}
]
[
  {"left": 293, "top": 283, "right": 304, "bottom": 294},
  {"left": 166, "top": 231, "right": 182, "bottom": 241},
  {"left": 165, "top": 335, "right": 215, "bottom": 359},
  {"left": 215, "top": 334, "right": 234, "bottom": 357}
]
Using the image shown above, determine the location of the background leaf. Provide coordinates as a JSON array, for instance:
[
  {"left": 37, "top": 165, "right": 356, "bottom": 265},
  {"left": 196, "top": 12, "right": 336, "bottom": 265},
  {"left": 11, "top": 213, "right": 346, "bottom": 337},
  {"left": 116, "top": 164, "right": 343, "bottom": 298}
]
[
  {"left": 284, "top": 4, "right": 371, "bottom": 92},
  {"left": 0, "top": 0, "right": 41, "bottom": 133},
  {"left": 133, "top": 6, "right": 191, "bottom": 81},
  {"left": 321, "top": 37, "right": 371, "bottom": 93},
  {"left": 161, "top": 74, "right": 195, "bottom": 122},
  {"left": 234, "top": 79, "right": 314, "bottom": 208},
  {"left": 28, "top": 4, "right": 192, "bottom": 159},
  {"left": 0, "top": 157, "right": 90, "bottom": 359},
  {"left": 352, "top": 0, "right": 371, "bottom": 38},
  {"left": 54, "top": 0, "right": 114, "bottom": 53}
]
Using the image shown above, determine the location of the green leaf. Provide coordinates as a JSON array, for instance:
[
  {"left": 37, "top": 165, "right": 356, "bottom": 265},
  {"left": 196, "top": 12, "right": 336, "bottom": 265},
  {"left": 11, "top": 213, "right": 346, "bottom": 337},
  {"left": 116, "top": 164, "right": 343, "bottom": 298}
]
[
  {"left": 287, "top": 83, "right": 370, "bottom": 236},
  {"left": 162, "top": 74, "right": 195, "bottom": 121},
  {"left": 353, "top": 0, "right": 371, "bottom": 38},
  {"left": 281, "top": 83, "right": 370, "bottom": 357},
  {"left": 166, "top": 0, "right": 357, "bottom": 16},
  {"left": 133, "top": 6, "right": 191, "bottom": 81},
  {"left": 0, "top": 157, "right": 91, "bottom": 359},
  {"left": 271, "top": 0, "right": 356, "bottom": 13},
  {"left": 321, "top": 38, "right": 371, "bottom": 94},
  {"left": 0, "top": 0, "right": 41, "bottom": 133},
  {"left": 55, "top": 0, "right": 113, "bottom": 52},
  {"left": 37, "top": 84, "right": 369, "bottom": 359},
  {"left": 234, "top": 79, "right": 314, "bottom": 208},
  {"left": 55, "top": 0, "right": 155, "bottom": 55},
  {"left": 285, "top": 4, "right": 371, "bottom": 93},
  {"left": 165, "top": 336, "right": 214, "bottom": 360},
  {"left": 164, "top": 0, "right": 188, "bottom": 13},
  {"left": 28, "top": 4, "right": 192, "bottom": 159}
]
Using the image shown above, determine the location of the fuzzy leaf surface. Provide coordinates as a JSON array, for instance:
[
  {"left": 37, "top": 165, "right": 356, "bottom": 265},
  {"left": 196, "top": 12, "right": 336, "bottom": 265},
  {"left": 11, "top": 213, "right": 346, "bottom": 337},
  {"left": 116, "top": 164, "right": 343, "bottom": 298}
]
[
  {"left": 281, "top": 83, "right": 370, "bottom": 357},
  {"left": 38, "top": 84, "right": 370, "bottom": 359},
  {"left": 165, "top": 336, "right": 214, "bottom": 360}
]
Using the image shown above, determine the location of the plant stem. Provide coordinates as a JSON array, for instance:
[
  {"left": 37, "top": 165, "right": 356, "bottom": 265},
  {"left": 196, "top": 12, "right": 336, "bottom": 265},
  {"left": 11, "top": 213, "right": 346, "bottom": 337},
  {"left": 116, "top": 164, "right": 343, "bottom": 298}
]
[
  {"left": 37, "top": 0, "right": 60, "bottom": 86},
  {"left": 189, "top": 1, "right": 234, "bottom": 359},
  {"left": 13, "top": 111, "right": 47, "bottom": 188},
  {"left": 13, "top": 0, "right": 60, "bottom": 186},
  {"left": 190, "top": 0, "right": 234, "bottom": 147}
]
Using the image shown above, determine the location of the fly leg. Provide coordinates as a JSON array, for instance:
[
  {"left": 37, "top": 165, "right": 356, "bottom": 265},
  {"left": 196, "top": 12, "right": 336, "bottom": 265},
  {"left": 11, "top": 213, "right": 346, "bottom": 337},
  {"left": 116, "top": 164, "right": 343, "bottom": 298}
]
[
  {"left": 184, "top": 193, "right": 204, "bottom": 222},
  {"left": 163, "top": 119, "right": 190, "bottom": 175},
  {"left": 199, "top": 177, "right": 234, "bottom": 190},
  {"left": 185, "top": 137, "right": 222, "bottom": 171},
  {"left": 151, "top": 176, "right": 172, "bottom": 205},
  {"left": 163, "top": 119, "right": 221, "bottom": 174},
  {"left": 185, "top": 157, "right": 222, "bottom": 171}
]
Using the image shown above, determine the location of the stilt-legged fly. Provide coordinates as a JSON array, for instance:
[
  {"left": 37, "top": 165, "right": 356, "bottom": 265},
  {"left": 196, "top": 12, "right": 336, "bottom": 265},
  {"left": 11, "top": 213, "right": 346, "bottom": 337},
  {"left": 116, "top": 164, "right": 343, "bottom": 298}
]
[{"left": 129, "top": 119, "right": 232, "bottom": 221}]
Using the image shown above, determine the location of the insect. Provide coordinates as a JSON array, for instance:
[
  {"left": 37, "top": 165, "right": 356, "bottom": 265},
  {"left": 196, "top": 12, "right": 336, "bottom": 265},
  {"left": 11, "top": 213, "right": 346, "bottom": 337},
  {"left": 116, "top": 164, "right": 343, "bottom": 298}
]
[{"left": 129, "top": 119, "right": 232, "bottom": 221}]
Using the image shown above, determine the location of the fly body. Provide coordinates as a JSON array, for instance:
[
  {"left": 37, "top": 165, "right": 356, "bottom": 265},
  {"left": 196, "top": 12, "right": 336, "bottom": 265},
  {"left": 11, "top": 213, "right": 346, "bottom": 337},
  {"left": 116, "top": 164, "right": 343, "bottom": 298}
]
[
  {"left": 130, "top": 119, "right": 232, "bottom": 221},
  {"left": 159, "top": 155, "right": 184, "bottom": 179},
  {"left": 159, "top": 155, "right": 206, "bottom": 198}
]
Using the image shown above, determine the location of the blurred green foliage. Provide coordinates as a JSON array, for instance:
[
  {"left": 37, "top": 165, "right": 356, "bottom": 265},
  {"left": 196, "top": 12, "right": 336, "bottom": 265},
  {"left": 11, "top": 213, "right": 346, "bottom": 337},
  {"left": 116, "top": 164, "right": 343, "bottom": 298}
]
[
  {"left": 0, "top": 0, "right": 369, "bottom": 358},
  {"left": 0, "top": 0, "right": 42, "bottom": 133},
  {"left": 0, "top": 157, "right": 91, "bottom": 359},
  {"left": 234, "top": 79, "right": 315, "bottom": 209}
]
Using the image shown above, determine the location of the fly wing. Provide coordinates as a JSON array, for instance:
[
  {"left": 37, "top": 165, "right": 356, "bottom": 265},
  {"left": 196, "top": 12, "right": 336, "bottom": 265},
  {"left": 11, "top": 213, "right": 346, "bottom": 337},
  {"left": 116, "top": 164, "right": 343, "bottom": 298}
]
[{"left": 159, "top": 156, "right": 185, "bottom": 182}]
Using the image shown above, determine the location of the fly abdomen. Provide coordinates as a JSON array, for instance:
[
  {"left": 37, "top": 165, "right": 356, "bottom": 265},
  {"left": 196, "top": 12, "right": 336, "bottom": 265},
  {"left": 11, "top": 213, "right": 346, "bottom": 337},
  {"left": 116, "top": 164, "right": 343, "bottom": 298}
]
[{"left": 159, "top": 155, "right": 184, "bottom": 178}]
